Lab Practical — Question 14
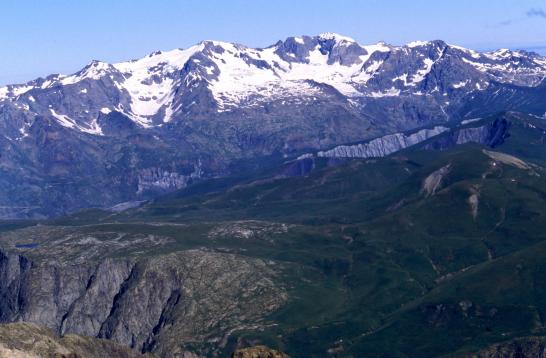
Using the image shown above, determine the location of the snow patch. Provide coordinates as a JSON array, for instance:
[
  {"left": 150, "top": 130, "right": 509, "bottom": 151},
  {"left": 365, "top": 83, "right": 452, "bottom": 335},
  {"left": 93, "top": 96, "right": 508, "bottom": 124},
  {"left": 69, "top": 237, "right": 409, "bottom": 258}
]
[
  {"left": 294, "top": 37, "right": 304, "bottom": 44},
  {"left": 50, "top": 109, "right": 76, "bottom": 129},
  {"left": 113, "top": 44, "right": 203, "bottom": 120},
  {"left": 460, "top": 118, "right": 481, "bottom": 125},
  {"left": 370, "top": 87, "right": 401, "bottom": 97},
  {"left": 412, "top": 58, "right": 435, "bottom": 83},
  {"left": 50, "top": 109, "right": 103, "bottom": 135},
  {"left": 452, "top": 80, "right": 469, "bottom": 88},
  {"left": 407, "top": 41, "right": 430, "bottom": 48}
]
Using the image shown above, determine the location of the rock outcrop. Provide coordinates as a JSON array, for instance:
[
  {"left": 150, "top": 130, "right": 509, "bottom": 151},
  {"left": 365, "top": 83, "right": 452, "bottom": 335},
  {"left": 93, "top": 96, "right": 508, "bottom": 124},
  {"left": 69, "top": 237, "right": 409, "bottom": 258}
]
[
  {"left": 0, "top": 322, "right": 154, "bottom": 358},
  {"left": 422, "top": 164, "right": 451, "bottom": 196},
  {"left": 232, "top": 346, "right": 290, "bottom": 358}
]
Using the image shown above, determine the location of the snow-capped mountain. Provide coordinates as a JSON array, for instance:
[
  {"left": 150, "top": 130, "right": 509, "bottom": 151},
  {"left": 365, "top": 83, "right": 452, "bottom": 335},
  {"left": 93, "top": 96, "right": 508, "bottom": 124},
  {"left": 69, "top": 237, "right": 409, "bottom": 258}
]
[
  {"left": 1, "top": 33, "right": 546, "bottom": 218},
  {"left": 1, "top": 33, "right": 545, "bottom": 136}
]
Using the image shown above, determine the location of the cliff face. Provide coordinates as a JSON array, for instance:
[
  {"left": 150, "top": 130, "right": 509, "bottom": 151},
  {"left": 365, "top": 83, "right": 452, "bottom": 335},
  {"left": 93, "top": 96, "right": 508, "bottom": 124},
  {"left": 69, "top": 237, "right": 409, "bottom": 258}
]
[
  {"left": 316, "top": 126, "right": 449, "bottom": 159},
  {"left": 0, "top": 246, "right": 286, "bottom": 357},
  {"left": 311, "top": 116, "right": 512, "bottom": 160}
]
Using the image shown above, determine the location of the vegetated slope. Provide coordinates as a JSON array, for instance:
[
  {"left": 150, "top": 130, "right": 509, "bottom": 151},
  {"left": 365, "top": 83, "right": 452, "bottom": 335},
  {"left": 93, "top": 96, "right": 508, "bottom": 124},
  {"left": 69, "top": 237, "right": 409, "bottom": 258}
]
[
  {"left": 2, "top": 112, "right": 546, "bottom": 356},
  {"left": 98, "top": 115, "right": 546, "bottom": 356}
]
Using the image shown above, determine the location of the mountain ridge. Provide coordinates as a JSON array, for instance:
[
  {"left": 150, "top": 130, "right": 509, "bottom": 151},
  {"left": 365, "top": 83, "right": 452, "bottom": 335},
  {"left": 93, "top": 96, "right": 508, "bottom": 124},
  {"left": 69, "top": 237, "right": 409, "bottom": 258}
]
[
  {"left": 1, "top": 33, "right": 546, "bottom": 218},
  {"left": 2, "top": 33, "right": 545, "bottom": 132}
]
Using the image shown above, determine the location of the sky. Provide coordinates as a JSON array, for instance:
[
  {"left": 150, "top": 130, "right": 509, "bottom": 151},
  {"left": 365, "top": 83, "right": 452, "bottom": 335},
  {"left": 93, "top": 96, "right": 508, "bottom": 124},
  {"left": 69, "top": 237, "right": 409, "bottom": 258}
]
[{"left": 1, "top": 0, "right": 546, "bottom": 85}]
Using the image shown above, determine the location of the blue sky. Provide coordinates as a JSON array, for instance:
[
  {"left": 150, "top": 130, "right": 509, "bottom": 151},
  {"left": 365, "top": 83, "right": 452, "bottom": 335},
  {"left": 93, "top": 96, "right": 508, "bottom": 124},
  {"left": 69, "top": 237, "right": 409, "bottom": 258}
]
[{"left": 1, "top": 0, "right": 545, "bottom": 85}]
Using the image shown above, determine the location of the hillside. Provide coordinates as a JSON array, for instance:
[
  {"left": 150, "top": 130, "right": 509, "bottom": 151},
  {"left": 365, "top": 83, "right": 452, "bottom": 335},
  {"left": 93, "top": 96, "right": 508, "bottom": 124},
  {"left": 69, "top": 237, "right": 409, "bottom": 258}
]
[{"left": 2, "top": 112, "right": 546, "bottom": 356}]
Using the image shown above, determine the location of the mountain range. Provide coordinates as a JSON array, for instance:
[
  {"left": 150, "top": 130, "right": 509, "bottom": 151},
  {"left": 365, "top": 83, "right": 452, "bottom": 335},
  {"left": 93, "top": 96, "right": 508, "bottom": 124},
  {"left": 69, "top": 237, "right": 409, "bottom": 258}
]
[{"left": 2, "top": 33, "right": 546, "bottom": 218}]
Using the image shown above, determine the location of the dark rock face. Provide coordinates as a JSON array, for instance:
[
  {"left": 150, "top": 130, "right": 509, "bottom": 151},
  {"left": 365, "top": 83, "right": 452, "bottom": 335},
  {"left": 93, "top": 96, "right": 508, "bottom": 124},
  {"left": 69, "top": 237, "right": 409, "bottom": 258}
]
[
  {"left": 280, "top": 157, "right": 315, "bottom": 177},
  {"left": 425, "top": 117, "right": 511, "bottom": 151},
  {"left": 1, "top": 34, "right": 545, "bottom": 218},
  {"left": 0, "top": 248, "right": 286, "bottom": 357},
  {"left": 0, "top": 250, "right": 31, "bottom": 321},
  {"left": 465, "top": 337, "right": 546, "bottom": 358}
]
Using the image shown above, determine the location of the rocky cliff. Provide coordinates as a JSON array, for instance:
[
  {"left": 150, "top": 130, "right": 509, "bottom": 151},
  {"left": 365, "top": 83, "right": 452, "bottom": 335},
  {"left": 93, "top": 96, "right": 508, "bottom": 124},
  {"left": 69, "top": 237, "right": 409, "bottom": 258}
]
[
  {"left": 0, "top": 231, "right": 287, "bottom": 357},
  {"left": 309, "top": 114, "right": 514, "bottom": 160},
  {"left": 316, "top": 126, "right": 449, "bottom": 159}
]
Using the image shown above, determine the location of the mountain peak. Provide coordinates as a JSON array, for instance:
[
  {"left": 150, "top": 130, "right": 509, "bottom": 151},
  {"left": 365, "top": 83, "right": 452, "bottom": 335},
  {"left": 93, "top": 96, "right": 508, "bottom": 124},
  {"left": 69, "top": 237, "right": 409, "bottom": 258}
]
[
  {"left": 2, "top": 34, "right": 546, "bottom": 127},
  {"left": 318, "top": 32, "right": 356, "bottom": 43},
  {"left": 406, "top": 40, "right": 431, "bottom": 48}
]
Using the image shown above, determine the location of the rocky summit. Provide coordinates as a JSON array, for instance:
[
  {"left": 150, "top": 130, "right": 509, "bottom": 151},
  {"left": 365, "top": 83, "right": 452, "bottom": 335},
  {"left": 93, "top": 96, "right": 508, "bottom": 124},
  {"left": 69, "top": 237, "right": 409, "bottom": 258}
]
[{"left": 1, "top": 33, "right": 546, "bottom": 218}]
